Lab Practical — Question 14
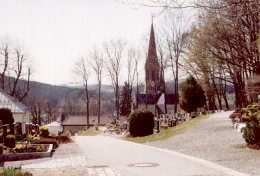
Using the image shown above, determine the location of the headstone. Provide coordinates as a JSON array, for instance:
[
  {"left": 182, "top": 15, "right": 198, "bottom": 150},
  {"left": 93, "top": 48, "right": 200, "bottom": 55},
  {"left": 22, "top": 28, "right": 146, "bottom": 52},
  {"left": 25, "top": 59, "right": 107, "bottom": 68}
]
[
  {"left": 16, "top": 122, "right": 22, "bottom": 135},
  {"left": 9, "top": 123, "right": 14, "bottom": 135},
  {"left": 3, "top": 125, "right": 8, "bottom": 143}
]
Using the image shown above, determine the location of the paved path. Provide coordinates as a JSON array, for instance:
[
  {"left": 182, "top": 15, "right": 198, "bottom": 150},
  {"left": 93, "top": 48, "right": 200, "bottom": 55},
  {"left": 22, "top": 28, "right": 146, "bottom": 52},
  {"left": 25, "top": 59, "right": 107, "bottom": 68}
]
[
  {"left": 74, "top": 136, "right": 248, "bottom": 176},
  {"left": 147, "top": 111, "right": 260, "bottom": 176}
]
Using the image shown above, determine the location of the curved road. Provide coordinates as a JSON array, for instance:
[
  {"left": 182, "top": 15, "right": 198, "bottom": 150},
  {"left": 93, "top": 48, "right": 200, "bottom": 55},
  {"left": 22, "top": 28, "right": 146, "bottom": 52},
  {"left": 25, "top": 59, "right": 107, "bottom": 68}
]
[{"left": 74, "top": 136, "right": 249, "bottom": 176}]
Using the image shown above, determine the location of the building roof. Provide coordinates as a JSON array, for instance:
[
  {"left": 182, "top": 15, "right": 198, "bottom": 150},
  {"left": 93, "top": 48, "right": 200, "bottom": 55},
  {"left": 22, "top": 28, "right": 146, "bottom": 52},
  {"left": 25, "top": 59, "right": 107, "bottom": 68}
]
[
  {"left": 61, "top": 115, "right": 114, "bottom": 126},
  {"left": 0, "top": 89, "right": 29, "bottom": 113}
]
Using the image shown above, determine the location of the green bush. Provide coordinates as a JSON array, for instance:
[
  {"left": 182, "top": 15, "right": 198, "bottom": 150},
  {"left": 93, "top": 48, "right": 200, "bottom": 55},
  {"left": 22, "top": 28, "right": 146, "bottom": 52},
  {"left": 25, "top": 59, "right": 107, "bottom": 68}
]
[
  {"left": 243, "top": 120, "right": 260, "bottom": 146},
  {"left": 0, "top": 108, "right": 14, "bottom": 125},
  {"left": 31, "top": 138, "right": 59, "bottom": 149},
  {"left": 40, "top": 126, "right": 49, "bottom": 138},
  {"left": 1, "top": 167, "right": 33, "bottom": 176},
  {"left": 5, "top": 134, "right": 16, "bottom": 148},
  {"left": 242, "top": 103, "right": 260, "bottom": 146},
  {"left": 128, "top": 109, "right": 154, "bottom": 137}
]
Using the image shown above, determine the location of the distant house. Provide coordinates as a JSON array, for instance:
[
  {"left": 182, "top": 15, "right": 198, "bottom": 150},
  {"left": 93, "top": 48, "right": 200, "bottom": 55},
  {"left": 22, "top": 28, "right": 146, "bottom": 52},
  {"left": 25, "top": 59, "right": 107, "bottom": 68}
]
[
  {"left": 46, "top": 121, "right": 63, "bottom": 135},
  {"left": 61, "top": 116, "right": 88, "bottom": 133},
  {"left": 61, "top": 115, "right": 113, "bottom": 133},
  {"left": 0, "top": 89, "right": 30, "bottom": 132}
]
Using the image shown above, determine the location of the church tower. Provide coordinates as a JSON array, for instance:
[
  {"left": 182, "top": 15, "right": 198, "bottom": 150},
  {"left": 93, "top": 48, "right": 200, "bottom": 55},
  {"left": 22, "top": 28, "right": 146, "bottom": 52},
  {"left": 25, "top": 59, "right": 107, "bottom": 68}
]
[{"left": 145, "top": 22, "right": 161, "bottom": 94}]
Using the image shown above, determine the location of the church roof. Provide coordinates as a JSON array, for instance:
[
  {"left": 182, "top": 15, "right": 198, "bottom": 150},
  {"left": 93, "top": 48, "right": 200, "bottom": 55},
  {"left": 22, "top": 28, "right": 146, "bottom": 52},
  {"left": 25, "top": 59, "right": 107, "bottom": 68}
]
[{"left": 136, "top": 93, "right": 175, "bottom": 105}]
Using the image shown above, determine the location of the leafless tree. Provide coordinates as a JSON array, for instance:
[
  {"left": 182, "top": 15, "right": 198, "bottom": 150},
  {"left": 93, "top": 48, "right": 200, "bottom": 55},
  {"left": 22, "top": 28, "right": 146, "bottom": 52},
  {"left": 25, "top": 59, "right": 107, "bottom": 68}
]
[
  {"left": 0, "top": 37, "right": 31, "bottom": 102},
  {"left": 104, "top": 39, "right": 126, "bottom": 119},
  {"left": 74, "top": 57, "right": 91, "bottom": 126},
  {"left": 160, "top": 11, "right": 188, "bottom": 113},
  {"left": 90, "top": 47, "right": 104, "bottom": 125},
  {"left": 0, "top": 38, "right": 10, "bottom": 90},
  {"left": 27, "top": 95, "right": 44, "bottom": 125}
]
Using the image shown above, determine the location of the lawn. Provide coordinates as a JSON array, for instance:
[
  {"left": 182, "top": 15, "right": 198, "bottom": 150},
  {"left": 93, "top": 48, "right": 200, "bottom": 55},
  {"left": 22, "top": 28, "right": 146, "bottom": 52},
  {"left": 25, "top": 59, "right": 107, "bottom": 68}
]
[
  {"left": 125, "top": 115, "right": 209, "bottom": 143},
  {"left": 79, "top": 126, "right": 101, "bottom": 136}
]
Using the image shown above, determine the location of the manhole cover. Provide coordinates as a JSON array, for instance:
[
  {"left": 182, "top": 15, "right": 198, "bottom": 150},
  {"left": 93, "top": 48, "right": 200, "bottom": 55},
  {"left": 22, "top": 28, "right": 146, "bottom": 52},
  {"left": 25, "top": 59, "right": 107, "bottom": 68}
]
[{"left": 128, "top": 163, "right": 159, "bottom": 167}]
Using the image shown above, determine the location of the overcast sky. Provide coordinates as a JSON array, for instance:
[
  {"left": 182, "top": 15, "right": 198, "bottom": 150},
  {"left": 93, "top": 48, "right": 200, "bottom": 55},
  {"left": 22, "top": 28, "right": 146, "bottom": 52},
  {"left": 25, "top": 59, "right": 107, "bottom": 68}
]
[{"left": 0, "top": 0, "right": 165, "bottom": 85}]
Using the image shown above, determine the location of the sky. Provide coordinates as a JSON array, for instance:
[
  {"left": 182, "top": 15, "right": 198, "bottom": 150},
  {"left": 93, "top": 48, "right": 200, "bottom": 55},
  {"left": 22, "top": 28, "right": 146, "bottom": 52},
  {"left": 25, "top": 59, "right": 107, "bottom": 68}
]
[{"left": 0, "top": 0, "right": 164, "bottom": 85}]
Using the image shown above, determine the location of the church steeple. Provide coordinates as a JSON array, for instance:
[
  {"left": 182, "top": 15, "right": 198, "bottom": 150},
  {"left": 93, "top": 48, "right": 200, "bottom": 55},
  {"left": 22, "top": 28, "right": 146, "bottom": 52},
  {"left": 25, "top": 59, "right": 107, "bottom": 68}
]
[
  {"left": 147, "top": 21, "right": 157, "bottom": 62},
  {"left": 145, "top": 22, "right": 160, "bottom": 94}
]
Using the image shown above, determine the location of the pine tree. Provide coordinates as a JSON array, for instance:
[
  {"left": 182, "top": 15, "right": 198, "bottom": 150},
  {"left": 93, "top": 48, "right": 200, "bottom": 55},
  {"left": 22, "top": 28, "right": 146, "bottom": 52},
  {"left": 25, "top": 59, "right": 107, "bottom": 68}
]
[
  {"left": 120, "top": 82, "right": 132, "bottom": 116},
  {"left": 180, "top": 76, "right": 206, "bottom": 113}
]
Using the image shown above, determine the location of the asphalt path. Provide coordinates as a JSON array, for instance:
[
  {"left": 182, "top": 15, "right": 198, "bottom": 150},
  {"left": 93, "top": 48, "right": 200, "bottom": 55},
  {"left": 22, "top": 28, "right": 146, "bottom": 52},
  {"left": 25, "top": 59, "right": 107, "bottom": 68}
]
[{"left": 74, "top": 136, "right": 249, "bottom": 176}]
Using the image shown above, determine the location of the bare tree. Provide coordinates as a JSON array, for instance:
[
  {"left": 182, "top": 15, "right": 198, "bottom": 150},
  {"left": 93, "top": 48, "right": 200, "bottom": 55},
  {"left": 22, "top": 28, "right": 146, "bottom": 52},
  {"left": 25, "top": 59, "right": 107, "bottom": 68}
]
[
  {"left": 27, "top": 95, "right": 44, "bottom": 125},
  {"left": 90, "top": 47, "right": 104, "bottom": 125},
  {"left": 127, "top": 48, "right": 141, "bottom": 95},
  {"left": 74, "top": 57, "right": 91, "bottom": 127},
  {"left": 0, "top": 37, "right": 31, "bottom": 102},
  {"left": 0, "top": 38, "right": 10, "bottom": 90},
  {"left": 104, "top": 39, "right": 126, "bottom": 119},
  {"left": 62, "top": 91, "right": 81, "bottom": 116},
  {"left": 160, "top": 11, "right": 188, "bottom": 113}
]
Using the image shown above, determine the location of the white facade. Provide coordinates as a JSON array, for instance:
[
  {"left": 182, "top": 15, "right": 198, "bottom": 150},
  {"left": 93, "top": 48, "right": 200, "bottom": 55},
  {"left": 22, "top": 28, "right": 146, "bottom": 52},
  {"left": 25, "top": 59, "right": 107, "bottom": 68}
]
[{"left": 0, "top": 89, "right": 30, "bottom": 132}]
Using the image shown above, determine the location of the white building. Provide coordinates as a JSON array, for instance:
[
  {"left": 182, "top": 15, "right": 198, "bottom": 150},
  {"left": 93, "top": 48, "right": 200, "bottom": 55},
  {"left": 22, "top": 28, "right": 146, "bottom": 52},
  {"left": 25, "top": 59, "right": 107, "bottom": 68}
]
[{"left": 0, "top": 89, "right": 30, "bottom": 132}]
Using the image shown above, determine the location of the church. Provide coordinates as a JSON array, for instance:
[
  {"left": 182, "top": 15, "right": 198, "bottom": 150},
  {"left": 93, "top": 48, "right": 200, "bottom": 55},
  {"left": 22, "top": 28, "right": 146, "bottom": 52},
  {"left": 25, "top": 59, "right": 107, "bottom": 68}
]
[{"left": 134, "top": 22, "right": 176, "bottom": 116}]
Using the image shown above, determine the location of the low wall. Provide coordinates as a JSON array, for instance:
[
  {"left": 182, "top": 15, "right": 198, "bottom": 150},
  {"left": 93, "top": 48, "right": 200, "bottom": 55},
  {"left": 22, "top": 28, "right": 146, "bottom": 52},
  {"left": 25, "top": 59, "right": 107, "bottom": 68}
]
[{"left": 0, "top": 144, "right": 53, "bottom": 161}]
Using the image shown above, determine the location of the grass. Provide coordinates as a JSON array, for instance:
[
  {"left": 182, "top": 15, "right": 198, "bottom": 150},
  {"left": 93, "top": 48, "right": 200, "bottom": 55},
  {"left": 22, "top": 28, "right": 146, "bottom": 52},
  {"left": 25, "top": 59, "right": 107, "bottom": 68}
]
[
  {"left": 125, "top": 115, "right": 209, "bottom": 143},
  {"left": 79, "top": 126, "right": 101, "bottom": 136},
  {"left": 0, "top": 167, "right": 32, "bottom": 176}
]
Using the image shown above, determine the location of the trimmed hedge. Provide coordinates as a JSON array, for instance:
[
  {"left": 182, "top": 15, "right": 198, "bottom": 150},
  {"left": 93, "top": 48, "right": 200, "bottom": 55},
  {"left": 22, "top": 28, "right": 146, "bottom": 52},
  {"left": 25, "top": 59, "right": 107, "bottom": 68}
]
[
  {"left": 128, "top": 109, "right": 154, "bottom": 137},
  {"left": 5, "top": 134, "right": 16, "bottom": 148}
]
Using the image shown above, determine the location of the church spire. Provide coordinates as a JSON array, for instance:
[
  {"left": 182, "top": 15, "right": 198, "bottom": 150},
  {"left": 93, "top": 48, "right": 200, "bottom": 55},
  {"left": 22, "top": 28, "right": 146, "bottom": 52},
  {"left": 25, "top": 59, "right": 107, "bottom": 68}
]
[
  {"left": 145, "top": 21, "right": 160, "bottom": 94},
  {"left": 147, "top": 21, "right": 157, "bottom": 62}
]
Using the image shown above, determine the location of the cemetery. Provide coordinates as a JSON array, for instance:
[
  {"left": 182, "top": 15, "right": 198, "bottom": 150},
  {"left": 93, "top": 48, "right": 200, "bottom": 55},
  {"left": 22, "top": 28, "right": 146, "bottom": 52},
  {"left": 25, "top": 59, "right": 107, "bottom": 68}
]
[{"left": 0, "top": 108, "right": 71, "bottom": 162}]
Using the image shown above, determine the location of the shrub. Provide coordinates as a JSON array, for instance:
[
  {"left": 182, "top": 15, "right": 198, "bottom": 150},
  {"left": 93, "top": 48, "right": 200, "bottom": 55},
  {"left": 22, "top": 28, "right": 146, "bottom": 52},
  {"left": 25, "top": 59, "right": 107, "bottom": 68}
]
[
  {"left": 1, "top": 167, "right": 33, "bottom": 176},
  {"left": 31, "top": 138, "right": 59, "bottom": 149},
  {"left": 243, "top": 120, "right": 260, "bottom": 146},
  {"left": 15, "top": 144, "right": 26, "bottom": 153},
  {"left": 0, "top": 108, "right": 14, "bottom": 125},
  {"left": 128, "top": 109, "right": 154, "bottom": 137},
  {"left": 242, "top": 103, "right": 260, "bottom": 146},
  {"left": 36, "top": 144, "right": 47, "bottom": 152},
  {"left": 56, "top": 135, "right": 72, "bottom": 143},
  {"left": 40, "top": 126, "right": 49, "bottom": 138},
  {"left": 5, "top": 134, "right": 16, "bottom": 148}
]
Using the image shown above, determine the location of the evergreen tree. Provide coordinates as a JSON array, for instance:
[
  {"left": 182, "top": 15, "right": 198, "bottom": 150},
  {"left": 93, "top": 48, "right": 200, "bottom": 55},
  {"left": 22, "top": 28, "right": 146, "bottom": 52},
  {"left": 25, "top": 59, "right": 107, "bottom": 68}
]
[
  {"left": 180, "top": 76, "right": 206, "bottom": 113},
  {"left": 0, "top": 108, "right": 14, "bottom": 125},
  {"left": 120, "top": 82, "right": 132, "bottom": 116}
]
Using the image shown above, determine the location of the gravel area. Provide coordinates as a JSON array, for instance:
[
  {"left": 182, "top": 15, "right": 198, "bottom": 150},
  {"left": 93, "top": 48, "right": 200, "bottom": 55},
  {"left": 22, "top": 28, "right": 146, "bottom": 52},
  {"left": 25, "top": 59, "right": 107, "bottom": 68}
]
[{"left": 146, "top": 111, "right": 260, "bottom": 176}]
